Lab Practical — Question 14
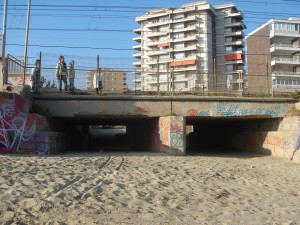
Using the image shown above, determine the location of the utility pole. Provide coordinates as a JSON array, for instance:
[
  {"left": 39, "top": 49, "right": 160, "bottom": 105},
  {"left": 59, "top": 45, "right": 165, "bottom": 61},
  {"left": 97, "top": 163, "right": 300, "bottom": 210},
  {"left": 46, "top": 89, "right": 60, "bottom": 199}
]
[
  {"left": 23, "top": 0, "right": 31, "bottom": 85},
  {"left": 167, "top": 63, "right": 169, "bottom": 92},
  {"left": 266, "top": 56, "right": 270, "bottom": 95},
  {"left": 213, "top": 57, "right": 216, "bottom": 91},
  {"left": 97, "top": 55, "right": 100, "bottom": 69},
  {"left": 156, "top": 56, "right": 159, "bottom": 94},
  {"left": 2, "top": 0, "right": 8, "bottom": 60}
]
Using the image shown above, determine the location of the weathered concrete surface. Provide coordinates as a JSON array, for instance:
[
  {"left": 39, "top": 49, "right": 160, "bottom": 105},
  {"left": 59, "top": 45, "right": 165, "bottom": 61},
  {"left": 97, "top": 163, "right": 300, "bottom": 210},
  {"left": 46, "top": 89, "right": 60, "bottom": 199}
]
[
  {"left": 232, "top": 116, "right": 299, "bottom": 162},
  {"left": 33, "top": 95, "right": 296, "bottom": 119}
]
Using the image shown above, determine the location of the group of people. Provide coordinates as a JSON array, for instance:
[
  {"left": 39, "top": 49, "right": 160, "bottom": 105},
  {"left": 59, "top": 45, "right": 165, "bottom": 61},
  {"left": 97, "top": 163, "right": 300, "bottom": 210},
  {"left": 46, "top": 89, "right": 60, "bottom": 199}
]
[
  {"left": 31, "top": 55, "right": 76, "bottom": 94},
  {"left": 31, "top": 55, "right": 104, "bottom": 95}
]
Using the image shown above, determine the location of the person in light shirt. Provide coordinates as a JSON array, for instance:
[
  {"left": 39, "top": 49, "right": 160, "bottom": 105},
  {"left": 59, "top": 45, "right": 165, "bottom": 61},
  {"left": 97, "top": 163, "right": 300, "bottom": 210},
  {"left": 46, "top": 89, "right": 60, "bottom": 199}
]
[{"left": 93, "top": 68, "right": 104, "bottom": 95}]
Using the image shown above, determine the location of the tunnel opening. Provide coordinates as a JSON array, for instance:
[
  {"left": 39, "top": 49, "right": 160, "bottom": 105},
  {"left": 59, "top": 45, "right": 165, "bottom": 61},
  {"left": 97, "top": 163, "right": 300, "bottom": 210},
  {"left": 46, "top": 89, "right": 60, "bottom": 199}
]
[
  {"left": 88, "top": 125, "right": 129, "bottom": 152},
  {"left": 52, "top": 117, "right": 159, "bottom": 154},
  {"left": 186, "top": 117, "right": 281, "bottom": 156}
]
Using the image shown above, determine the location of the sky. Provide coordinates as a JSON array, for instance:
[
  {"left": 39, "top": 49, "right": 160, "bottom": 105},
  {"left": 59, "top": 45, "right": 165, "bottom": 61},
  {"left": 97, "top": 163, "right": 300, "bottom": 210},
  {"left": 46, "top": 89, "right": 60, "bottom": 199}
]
[{"left": 0, "top": 0, "right": 299, "bottom": 88}]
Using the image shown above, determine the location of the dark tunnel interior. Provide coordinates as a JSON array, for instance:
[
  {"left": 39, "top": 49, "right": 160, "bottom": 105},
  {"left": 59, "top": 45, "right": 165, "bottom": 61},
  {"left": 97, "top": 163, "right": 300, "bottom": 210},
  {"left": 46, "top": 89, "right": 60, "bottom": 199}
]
[{"left": 52, "top": 116, "right": 281, "bottom": 155}]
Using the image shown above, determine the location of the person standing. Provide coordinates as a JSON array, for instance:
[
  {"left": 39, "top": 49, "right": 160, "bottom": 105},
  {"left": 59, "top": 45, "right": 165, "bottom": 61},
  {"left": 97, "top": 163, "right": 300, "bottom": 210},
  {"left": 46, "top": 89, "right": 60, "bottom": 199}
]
[
  {"left": 68, "top": 60, "right": 75, "bottom": 94},
  {"left": 290, "top": 115, "right": 300, "bottom": 160},
  {"left": 93, "top": 68, "right": 104, "bottom": 95},
  {"left": 31, "top": 59, "right": 41, "bottom": 94},
  {"left": 56, "top": 55, "right": 68, "bottom": 93}
]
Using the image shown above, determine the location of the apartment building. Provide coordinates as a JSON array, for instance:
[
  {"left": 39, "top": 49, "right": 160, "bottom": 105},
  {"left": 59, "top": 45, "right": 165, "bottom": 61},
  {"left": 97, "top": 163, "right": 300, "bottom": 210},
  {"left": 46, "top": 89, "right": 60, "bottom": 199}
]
[
  {"left": 133, "top": 1, "right": 245, "bottom": 92},
  {"left": 87, "top": 68, "right": 128, "bottom": 93},
  {"left": 246, "top": 18, "right": 300, "bottom": 94}
]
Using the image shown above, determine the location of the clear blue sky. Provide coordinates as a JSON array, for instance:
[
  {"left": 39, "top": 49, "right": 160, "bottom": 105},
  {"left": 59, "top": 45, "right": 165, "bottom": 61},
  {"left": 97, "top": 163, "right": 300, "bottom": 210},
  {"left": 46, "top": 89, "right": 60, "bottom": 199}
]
[{"left": 0, "top": 0, "right": 299, "bottom": 66}]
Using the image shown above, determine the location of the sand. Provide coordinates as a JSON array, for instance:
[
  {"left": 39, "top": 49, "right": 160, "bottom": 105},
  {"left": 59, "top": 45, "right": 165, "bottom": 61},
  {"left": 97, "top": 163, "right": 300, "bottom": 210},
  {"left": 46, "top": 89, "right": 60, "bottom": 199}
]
[{"left": 0, "top": 151, "right": 299, "bottom": 225}]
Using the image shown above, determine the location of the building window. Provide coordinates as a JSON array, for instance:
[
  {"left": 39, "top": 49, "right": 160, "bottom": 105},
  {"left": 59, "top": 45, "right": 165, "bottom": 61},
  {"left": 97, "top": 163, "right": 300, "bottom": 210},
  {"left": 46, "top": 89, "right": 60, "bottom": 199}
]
[
  {"left": 172, "top": 23, "right": 184, "bottom": 30},
  {"left": 174, "top": 52, "right": 185, "bottom": 59}
]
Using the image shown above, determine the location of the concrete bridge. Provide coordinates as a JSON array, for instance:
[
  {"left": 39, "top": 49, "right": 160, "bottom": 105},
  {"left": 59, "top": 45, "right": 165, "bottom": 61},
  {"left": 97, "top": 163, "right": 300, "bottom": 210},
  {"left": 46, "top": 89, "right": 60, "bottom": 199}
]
[{"left": 32, "top": 94, "right": 299, "bottom": 160}]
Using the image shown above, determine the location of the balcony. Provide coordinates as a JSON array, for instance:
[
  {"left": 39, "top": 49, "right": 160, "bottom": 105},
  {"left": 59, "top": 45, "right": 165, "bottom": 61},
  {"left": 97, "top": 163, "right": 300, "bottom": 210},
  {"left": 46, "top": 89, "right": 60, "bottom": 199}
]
[
  {"left": 133, "top": 36, "right": 141, "bottom": 42},
  {"left": 145, "top": 30, "right": 169, "bottom": 38},
  {"left": 133, "top": 28, "right": 142, "bottom": 34},
  {"left": 171, "top": 15, "right": 203, "bottom": 23},
  {"left": 133, "top": 52, "right": 141, "bottom": 59},
  {"left": 171, "top": 24, "right": 203, "bottom": 33},
  {"left": 224, "top": 30, "right": 244, "bottom": 37},
  {"left": 133, "top": 61, "right": 141, "bottom": 67},
  {"left": 144, "top": 57, "right": 172, "bottom": 65},
  {"left": 224, "top": 11, "right": 244, "bottom": 19},
  {"left": 133, "top": 44, "right": 142, "bottom": 50},
  {"left": 224, "top": 40, "right": 244, "bottom": 47},
  {"left": 172, "top": 45, "right": 198, "bottom": 52},
  {"left": 144, "top": 39, "right": 172, "bottom": 47},
  {"left": 270, "top": 29, "right": 300, "bottom": 38},
  {"left": 271, "top": 57, "right": 300, "bottom": 66},
  {"left": 147, "top": 50, "right": 168, "bottom": 56},
  {"left": 271, "top": 71, "right": 300, "bottom": 78},
  {"left": 270, "top": 43, "right": 300, "bottom": 54},
  {"left": 224, "top": 21, "right": 245, "bottom": 29},
  {"left": 144, "top": 19, "right": 170, "bottom": 28},
  {"left": 225, "top": 59, "right": 244, "bottom": 65},
  {"left": 172, "top": 34, "right": 198, "bottom": 43}
]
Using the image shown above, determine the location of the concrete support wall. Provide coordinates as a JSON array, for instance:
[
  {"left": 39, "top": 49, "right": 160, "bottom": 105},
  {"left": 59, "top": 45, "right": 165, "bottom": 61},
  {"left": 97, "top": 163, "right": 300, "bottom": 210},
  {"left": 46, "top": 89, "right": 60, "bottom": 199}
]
[
  {"left": 158, "top": 116, "right": 186, "bottom": 155},
  {"left": 0, "top": 92, "right": 50, "bottom": 154},
  {"left": 232, "top": 117, "right": 299, "bottom": 162}
]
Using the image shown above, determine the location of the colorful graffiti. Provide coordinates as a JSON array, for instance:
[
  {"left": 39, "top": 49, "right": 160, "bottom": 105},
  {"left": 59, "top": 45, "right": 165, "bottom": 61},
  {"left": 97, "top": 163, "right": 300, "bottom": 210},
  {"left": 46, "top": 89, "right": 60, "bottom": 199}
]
[
  {"left": 170, "top": 116, "right": 184, "bottom": 150},
  {"left": 159, "top": 116, "right": 185, "bottom": 155},
  {"left": 0, "top": 93, "right": 49, "bottom": 154},
  {"left": 187, "top": 102, "right": 283, "bottom": 117}
]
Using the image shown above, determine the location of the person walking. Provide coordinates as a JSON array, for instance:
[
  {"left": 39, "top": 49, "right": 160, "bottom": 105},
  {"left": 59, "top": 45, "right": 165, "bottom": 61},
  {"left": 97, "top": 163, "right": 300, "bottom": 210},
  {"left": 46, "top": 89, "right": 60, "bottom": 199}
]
[
  {"left": 68, "top": 60, "right": 75, "bottom": 94},
  {"left": 31, "top": 59, "right": 41, "bottom": 94},
  {"left": 93, "top": 68, "right": 104, "bottom": 95},
  {"left": 55, "top": 55, "right": 68, "bottom": 93},
  {"left": 290, "top": 115, "right": 300, "bottom": 160}
]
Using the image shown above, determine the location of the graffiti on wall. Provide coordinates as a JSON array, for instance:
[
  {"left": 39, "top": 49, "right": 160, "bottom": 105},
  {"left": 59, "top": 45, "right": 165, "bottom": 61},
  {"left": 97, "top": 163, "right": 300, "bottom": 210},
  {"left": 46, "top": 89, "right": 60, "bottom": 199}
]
[
  {"left": 170, "top": 116, "right": 184, "bottom": 150},
  {"left": 233, "top": 131, "right": 293, "bottom": 158},
  {"left": 262, "top": 134, "right": 293, "bottom": 157},
  {"left": 187, "top": 102, "right": 283, "bottom": 117},
  {"left": 159, "top": 116, "right": 185, "bottom": 155},
  {"left": 0, "top": 93, "right": 49, "bottom": 154},
  {"left": 159, "top": 117, "right": 170, "bottom": 147},
  {"left": 134, "top": 105, "right": 151, "bottom": 113}
]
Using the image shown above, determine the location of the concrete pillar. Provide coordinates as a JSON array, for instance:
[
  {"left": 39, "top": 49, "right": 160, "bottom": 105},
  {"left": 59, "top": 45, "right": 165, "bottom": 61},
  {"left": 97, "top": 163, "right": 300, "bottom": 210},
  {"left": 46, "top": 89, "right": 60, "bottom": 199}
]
[{"left": 159, "top": 116, "right": 186, "bottom": 155}]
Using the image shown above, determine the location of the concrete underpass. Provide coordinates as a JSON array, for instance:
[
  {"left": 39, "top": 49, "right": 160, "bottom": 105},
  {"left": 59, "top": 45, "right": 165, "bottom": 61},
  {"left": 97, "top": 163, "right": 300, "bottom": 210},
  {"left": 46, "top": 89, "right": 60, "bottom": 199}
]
[{"left": 50, "top": 116, "right": 281, "bottom": 156}]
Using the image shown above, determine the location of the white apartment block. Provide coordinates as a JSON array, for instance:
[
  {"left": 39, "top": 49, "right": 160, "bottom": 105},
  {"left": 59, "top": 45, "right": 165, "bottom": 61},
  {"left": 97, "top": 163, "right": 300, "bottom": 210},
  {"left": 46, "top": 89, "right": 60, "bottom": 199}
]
[
  {"left": 132, "top": 1, "right": 245, "bottom": 92},
  {"left": 246, "top": 18, "right": 300, "bottom": 94}
]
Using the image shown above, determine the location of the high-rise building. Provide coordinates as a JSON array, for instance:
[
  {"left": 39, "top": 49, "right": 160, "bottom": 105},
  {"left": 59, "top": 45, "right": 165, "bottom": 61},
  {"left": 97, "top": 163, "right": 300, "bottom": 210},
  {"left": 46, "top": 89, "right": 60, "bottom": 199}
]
[
  {"left": 132, "top": 1, "right": 245, "bottom": 93},
  {"left": 87, "top": 68, "right": 128, "bottom": 93},
  {"left": 246, "top": 18, "right": 300, "bottom": 95}
]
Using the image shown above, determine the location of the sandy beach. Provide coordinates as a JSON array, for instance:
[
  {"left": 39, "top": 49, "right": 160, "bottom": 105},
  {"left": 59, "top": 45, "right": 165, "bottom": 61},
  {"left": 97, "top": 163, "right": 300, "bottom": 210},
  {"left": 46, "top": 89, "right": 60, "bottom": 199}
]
[{"left": 0, "top": 151, "right": 299, "bottom": 225}]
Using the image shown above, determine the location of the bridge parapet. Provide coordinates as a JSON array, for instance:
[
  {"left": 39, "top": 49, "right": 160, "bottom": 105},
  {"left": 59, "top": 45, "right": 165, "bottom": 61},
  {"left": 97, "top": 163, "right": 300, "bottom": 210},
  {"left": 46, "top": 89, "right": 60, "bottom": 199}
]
[{"left": 33, "top": 95, "right": 296, "bottom": 119}]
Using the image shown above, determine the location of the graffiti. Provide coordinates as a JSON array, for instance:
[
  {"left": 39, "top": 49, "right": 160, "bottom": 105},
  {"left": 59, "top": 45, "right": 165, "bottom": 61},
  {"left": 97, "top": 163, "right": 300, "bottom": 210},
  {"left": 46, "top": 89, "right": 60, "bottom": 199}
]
[
  {"left": 170, "top": 116, "right": 184, "bottom": 152},
  {"left": 159, "top": 117, "right": 170, "bottom": 146},
  {"left": 134, "top": 106, "right": 151, "bottom": 113},
  {"left": 187, "top": 103, "right": 283, "bottom": 117},
  {"left": 0, "top": 93, "right": 49, "bottom": 154},
  {"left": 263, "top": 134, "right": 292, "bottom": 153},
  {"left": 158, "top": 116, "right": 185, "bottom": 155},
  {"left": 170, "top": 132, "right": 184, "bottom": 147},
  {"left": 187, "top": 109, "right": 198, "bottom": 116}
]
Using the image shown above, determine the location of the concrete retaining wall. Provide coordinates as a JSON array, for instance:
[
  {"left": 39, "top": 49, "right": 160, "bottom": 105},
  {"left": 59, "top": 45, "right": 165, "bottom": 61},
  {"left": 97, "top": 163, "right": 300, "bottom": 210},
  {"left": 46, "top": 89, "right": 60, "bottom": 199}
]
[{"left": 232, "top": 117, "right": 299, "bottom": 162}]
